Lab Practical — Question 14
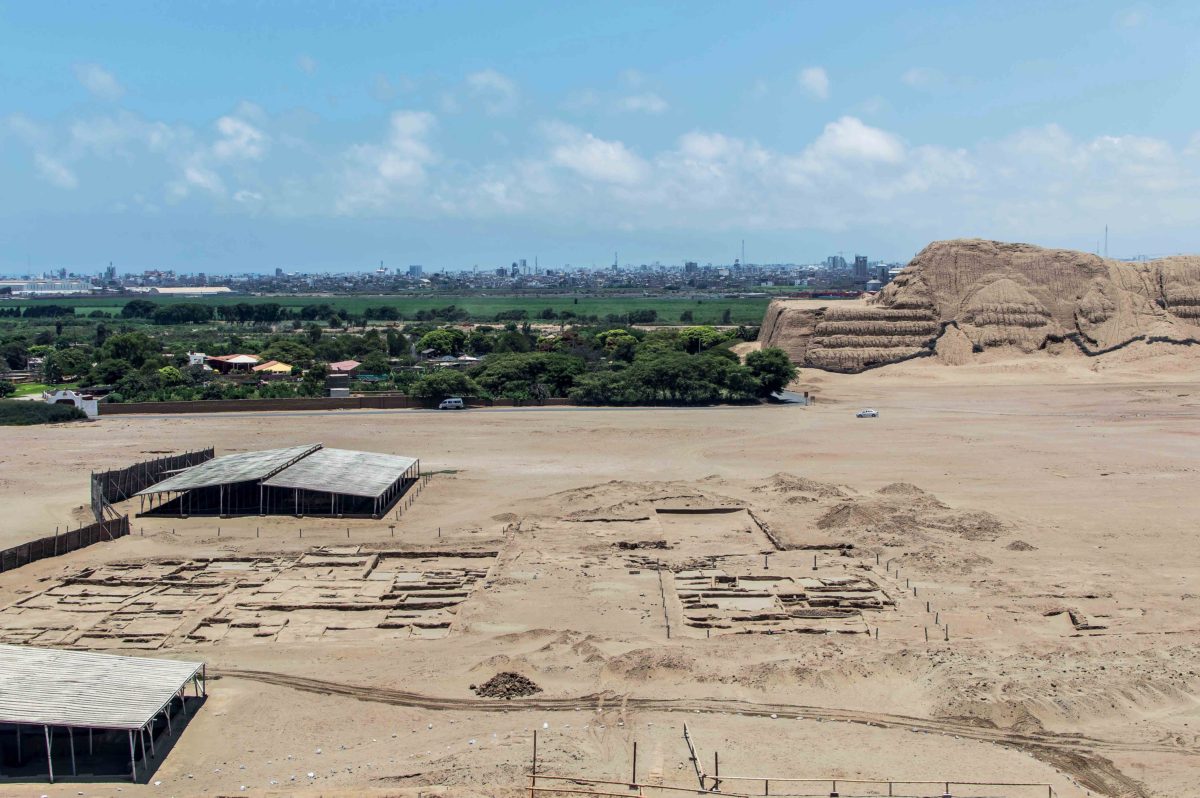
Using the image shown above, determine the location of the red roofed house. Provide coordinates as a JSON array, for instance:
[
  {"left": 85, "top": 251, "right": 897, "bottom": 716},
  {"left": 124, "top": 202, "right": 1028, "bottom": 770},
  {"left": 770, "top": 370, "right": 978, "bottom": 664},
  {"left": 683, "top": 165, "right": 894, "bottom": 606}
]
[
  {"left": 328, "top": 359, "right": 362, "bottom": 376},
  {"left": 206, "top": 354, "right": 261, "bottom": 374}
]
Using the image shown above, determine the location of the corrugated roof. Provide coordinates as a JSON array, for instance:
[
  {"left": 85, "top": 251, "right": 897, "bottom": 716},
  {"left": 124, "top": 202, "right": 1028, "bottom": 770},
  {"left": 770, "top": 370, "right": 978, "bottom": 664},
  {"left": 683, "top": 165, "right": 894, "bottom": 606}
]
[
  {"left": 136, "top": 444, "right": 319, "bottom": 495},
  {"left": 0, "top": 644, "right": 202, "bottom": 730},
  {"left": 261, "top": 447, "right": 417, "bottom": 498}
]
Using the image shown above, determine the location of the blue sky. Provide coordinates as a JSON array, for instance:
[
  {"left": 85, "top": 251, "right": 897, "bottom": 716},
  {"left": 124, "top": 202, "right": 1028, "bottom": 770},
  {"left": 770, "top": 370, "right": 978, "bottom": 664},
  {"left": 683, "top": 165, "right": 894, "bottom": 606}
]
[{"left": 2, "top": 0, "right": 1199, "bottom": 273}]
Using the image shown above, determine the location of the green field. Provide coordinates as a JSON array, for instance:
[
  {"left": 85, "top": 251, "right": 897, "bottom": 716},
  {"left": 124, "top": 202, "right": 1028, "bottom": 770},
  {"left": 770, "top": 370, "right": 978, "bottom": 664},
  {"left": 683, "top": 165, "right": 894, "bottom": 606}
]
[{"left": 1, "top": 293, "right": 770, "bottom": 326}]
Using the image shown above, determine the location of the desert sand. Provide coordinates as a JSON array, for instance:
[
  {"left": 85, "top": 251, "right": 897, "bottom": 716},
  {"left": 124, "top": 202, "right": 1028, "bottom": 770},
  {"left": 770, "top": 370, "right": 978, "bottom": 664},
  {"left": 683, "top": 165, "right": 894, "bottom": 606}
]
[{"left": 1, "top": 352, "right": 1199, "bottom": 797}]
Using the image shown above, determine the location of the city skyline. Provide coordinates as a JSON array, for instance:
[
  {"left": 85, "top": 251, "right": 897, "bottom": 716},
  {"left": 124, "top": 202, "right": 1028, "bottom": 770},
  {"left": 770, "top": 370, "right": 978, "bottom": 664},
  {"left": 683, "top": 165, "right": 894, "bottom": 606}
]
[{"left": 3, "top": 1, "right": 1200, "bottom": 272}]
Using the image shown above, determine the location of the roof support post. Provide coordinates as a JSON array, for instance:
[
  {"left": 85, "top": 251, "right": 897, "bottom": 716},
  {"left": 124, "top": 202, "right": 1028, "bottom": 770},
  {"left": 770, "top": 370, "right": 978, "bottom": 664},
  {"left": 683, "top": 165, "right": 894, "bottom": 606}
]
[
  {"left": 129, "top": 730, "right": 137, "bottom": 782},
  {"left": 68, "top": 726, "right": 76, "bottom": 775},
  {"left": 147, "top": 721, "right": 156, "bottom": 757},
  {"left": 16, "top": 723, "right": 21, "bottom": 764},
  {"left": 201, "top": 664, "right": 207, "bottom": 697},
  {"left": 139, "top": 726, "right": 147, "bottom": 770},
  {"left": 43, "top": 725, "right": 53, "bottom": 783},
  {"left": 165, "top": 703, "right": 173, "bottom": 736}
]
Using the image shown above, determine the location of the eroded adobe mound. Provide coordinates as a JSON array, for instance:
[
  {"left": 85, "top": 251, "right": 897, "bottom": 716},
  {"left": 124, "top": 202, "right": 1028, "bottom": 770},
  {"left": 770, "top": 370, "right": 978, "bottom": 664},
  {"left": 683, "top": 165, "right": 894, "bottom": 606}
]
[{"left": 760, "top": 239, "right": 1200, "bottom": 372}]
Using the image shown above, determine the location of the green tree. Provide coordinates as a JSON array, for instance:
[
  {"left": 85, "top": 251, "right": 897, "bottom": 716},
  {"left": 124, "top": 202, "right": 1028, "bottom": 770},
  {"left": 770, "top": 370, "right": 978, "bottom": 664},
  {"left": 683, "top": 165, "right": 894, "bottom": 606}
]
[
  {"left": 410, "top": 369, "right": 481, "bottom": 401},
  {"left": 87, "top": 358, "right": 133, "bottom": 385},
  {"left": 417, "top": 329, "right": 465, "bottom": 356},
  {"left": 0, "top": 380, "right": 15, "bottom": 398},
  {"left": 120, "top": 299, "right": 157, "bottom": 318},
  {"left": 300, "top": 363, "right": 329, "bottom": 396},
  {"left": 361, "top": 350, "right": 392, "bottom": 375},
  {"left": 745, "top": 347, "right": 797, "bottom": 397},
  {"left": 101, "top": 332, "right": 161, "bottom": 367},
  {"left": 385, "top": 328, "right": 408, "bottom": 357},
  {"left": 259, "top": 338, "right": 315, "bottom": 366},
  {"left": 156, "top": 366, "right": 187, "bottom": 386},
  {"left": 678, "top": 326, "right": 726, "bottom": 353}
]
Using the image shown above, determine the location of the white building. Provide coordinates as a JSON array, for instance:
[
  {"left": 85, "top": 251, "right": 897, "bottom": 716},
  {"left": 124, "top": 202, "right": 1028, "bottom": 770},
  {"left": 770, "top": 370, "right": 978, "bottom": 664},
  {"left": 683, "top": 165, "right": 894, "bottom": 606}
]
[{"left": 43, "top": 389, "right": 99, "bottom": 419}]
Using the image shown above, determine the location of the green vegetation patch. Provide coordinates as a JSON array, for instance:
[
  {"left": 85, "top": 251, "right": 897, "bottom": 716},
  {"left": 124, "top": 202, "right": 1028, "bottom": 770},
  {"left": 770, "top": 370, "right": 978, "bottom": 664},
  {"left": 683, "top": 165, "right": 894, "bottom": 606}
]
[{"left": 0, "top": 400, "right": 88, "bottom": 425}]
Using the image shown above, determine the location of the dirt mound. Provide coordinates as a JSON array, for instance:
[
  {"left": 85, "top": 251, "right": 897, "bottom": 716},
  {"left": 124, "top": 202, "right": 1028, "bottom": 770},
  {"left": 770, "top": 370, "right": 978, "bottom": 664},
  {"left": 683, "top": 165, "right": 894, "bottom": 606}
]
[
  {"left": 754, "top": 472, "right": 848, "bottom": 499},
  {"left": 758, "top": 238, "right": 1200, "bottom": 371},
  {"left": 1006, "top": 540, "right": 1038, "bottom": 551},
  {"left": 816, "top": 501, "right": 884, "bottom": 530},
  {"left": 471, "top": 671, "right": 543, "bottom": 699},
  {"left": 876, "top": 482, "right": 931, "bottom": 497}
]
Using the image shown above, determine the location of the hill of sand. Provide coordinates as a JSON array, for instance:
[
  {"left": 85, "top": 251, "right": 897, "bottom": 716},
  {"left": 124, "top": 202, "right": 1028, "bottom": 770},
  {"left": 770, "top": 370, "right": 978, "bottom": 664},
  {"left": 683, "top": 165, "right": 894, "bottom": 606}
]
[{"left": 759, "top": 239, "right": 1200, "bottom": 372}]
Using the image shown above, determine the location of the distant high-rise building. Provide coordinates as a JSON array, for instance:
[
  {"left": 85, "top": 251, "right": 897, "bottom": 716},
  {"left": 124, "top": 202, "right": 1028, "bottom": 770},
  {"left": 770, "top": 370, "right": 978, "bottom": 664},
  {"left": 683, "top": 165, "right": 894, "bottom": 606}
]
[
  {"left": 684, "top": 261, "right": 698, "bottom": 273},
  {"left": 408, "top": 264, "right": 424, "bottom": 277},
  {"left": 104, "top": 263, "right": 116, "bottom": 283},
  {"left": 510, "top": 262, "right": 520, "bottom": 277},
  {"left": 275, "top": 267, "right": 284, "bottom": 277},
  {"left": 825, "top": 255, "right": 847, "bottom": 270},
  {"left": 854, "top": 255, "right": 868, "bottom": 281},
  {"left": 519, "top": 259, "right": 527, "bottom": 274}
]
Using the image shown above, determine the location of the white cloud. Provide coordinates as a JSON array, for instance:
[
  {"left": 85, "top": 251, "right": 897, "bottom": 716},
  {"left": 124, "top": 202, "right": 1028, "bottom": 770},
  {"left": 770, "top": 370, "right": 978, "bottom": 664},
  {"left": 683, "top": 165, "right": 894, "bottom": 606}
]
[
  {"left": 9, "top": 96, "right": 1200, "bottom": 252},
  {"left": 296, "top": 54, "right": 318, "bottom": 75},
  {"left": 337, "top": 110, "right": 438, "bottom": 211},
  {"left": 619, "top": 92, "right": 668, "bottom": 114},
  {"left": 562, "top": 89, "right": 601, "bottom": 111},
  {"left": 901, "top": 67, "right": 944, "bottom": 89},
  {"left": 182, "top": 163, "right": 224, "bottom": 195},
  {"left": 798, "top": 67, "right": 830, "bottom": 100},
  {"left": 74, "top": 64, "right": 124, "bottom": 101},
  {"left": 1117, "top": 7, "right": 1147, "bottom": 28},
  {"left": 807, "top": 116, "right": 906, "bottom": 164},
  {"left": 213, "top": 115, "right": 268, "bottom": 161},
  {"left": 466, "top": 69, "right": 519, "bottom": 115},
  {"left": 545, "top": 122, "right": 647, "bottom": 186},
  {"left": 34, "top": 153, "right": 78, "bottom": 189}
]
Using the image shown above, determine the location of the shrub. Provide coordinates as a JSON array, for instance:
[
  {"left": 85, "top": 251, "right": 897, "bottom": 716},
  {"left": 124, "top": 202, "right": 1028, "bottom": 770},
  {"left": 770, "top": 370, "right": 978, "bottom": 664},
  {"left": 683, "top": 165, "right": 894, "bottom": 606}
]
[{"left": 0, "top": 400, "right": 87, "bottom": 425}]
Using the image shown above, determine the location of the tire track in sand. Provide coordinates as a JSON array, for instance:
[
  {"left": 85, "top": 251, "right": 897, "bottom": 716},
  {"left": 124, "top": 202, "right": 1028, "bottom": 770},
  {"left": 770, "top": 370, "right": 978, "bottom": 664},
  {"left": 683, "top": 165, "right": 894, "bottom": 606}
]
[{"left": 220, "top": 668, "right": 1185, "bottom": 797}]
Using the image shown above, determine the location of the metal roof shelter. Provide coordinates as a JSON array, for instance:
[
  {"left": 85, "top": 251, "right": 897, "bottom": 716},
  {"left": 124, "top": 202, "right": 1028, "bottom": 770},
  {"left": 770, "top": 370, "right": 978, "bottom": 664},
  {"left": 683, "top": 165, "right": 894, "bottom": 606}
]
[
  {"left": 0, "top": 644, "right": 205, "bottom": 783},
  {"left": 134, "top": 443, "right": 421, "bottom": 519},
  {"left": 135, "top": 444, "right": 318, "bottom": 495},
  {"left": 262, "top": 448, "right": 418, "bottom": 497}
]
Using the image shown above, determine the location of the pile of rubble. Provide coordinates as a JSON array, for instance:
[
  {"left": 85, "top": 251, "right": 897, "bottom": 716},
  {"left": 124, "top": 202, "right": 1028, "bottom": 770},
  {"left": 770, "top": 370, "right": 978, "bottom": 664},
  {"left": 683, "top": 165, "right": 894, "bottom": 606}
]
[{"left": 472, "top": 671, "right": 543, "bottom": 699}]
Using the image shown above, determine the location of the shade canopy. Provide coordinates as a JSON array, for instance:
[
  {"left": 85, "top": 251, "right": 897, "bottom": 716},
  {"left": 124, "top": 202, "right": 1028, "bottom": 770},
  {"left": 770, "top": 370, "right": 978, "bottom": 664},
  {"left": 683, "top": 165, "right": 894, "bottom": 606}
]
[{"left": 0, "top": 644, "right": 203, "bottom": 730}]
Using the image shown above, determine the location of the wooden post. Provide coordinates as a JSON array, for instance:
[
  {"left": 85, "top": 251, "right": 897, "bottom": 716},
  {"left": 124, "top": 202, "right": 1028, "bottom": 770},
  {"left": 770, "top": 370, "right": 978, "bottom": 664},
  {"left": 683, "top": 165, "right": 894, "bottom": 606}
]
[
  {"left": 631, "top": 740, "right": 637, "bottom": 786},
  {"left": 531, "top": 729, "right": 538, "bottom": 790},
  {"left": 713, "top": 750, "right": 719, "bottom": 790},
  {"left": 44, "top": 725, "right": 53, "bottom": 784},
  {"left": 129, "top": 730, "right": 137, "bottom": 782}
]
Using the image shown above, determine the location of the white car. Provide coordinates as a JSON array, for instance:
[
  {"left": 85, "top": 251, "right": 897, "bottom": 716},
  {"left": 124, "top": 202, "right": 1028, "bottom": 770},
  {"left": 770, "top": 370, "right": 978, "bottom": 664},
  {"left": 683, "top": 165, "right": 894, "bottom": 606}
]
[
  {"left": 438, "top": 397, "right": 465, "bottom": 410},
  {"left": 856, "top": 408, "right": 879, "bottom": 418}
]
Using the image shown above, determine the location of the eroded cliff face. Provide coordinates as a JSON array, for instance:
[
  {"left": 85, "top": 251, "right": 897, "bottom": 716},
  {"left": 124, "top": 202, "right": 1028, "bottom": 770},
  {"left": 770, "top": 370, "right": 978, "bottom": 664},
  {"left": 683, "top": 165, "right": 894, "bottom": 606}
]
[{"left": 758, "top": 239, "right": 1200, "bottom": 372}]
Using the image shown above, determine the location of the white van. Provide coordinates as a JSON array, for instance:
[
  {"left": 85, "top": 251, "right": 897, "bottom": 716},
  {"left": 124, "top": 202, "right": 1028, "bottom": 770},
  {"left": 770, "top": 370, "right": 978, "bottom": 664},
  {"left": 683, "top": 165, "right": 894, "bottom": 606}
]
[{"left": 438, "top": 397, "right": 465, "bottom": 410}]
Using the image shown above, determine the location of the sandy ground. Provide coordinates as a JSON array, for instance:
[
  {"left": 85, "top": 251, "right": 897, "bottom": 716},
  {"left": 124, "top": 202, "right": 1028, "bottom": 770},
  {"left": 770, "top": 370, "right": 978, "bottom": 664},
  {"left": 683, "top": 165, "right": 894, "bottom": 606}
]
[{"left": 1, "top": 349, "right": 1199, "bottom": 797}]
